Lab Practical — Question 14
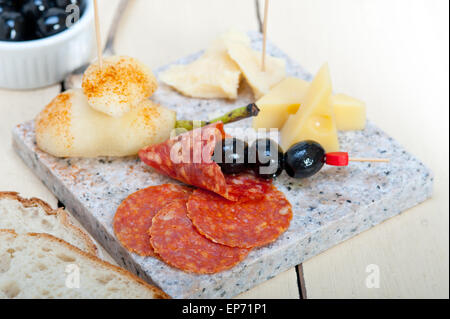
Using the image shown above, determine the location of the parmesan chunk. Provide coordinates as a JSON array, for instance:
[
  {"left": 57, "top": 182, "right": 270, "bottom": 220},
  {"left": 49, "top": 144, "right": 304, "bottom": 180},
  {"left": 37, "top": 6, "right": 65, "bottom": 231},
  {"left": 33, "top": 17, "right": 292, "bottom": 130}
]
[
  {"left": 159, "top": 30, "right": 250, "bottom": 100},
  {"left": 227, "top": 41, "right": 286, "bottom": 99},
  {"left": 159, "top": 51, "right": 242, "bottom": 99}
]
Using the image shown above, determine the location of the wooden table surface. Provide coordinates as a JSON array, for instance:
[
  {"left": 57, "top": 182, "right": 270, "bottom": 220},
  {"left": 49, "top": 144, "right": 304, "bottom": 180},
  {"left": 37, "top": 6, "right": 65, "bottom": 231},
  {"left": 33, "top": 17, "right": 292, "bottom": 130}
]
[{"left": 0, "top": 0, "right": 448, "bottom": 299}]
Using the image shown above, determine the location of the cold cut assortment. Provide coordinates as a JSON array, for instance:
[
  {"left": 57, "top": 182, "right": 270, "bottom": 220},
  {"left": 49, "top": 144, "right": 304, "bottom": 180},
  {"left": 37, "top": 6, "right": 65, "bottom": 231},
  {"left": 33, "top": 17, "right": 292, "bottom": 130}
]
[
  {"left": 115, "top": 182, "right": 291, "bottom": 273},
  {"left": 112, "top": 123, "right": 294, "bottom": 273}
]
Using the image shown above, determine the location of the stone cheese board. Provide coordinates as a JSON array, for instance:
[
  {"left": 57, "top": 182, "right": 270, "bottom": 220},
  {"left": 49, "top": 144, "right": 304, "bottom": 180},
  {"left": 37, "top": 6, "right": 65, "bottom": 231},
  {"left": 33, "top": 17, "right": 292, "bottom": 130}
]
[{"left": 12, "top": 32, "right": 433, "bottom": 298}]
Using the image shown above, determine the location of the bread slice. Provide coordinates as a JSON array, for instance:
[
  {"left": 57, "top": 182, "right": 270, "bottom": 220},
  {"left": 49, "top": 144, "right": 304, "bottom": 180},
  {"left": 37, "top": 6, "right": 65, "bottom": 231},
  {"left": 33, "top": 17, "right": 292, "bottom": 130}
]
[
  {"left": 0, "top": 192, "right": 97, "bottom": 256},
  {"left": 0, "top": 230, "right": 169, "bottom": 299}
]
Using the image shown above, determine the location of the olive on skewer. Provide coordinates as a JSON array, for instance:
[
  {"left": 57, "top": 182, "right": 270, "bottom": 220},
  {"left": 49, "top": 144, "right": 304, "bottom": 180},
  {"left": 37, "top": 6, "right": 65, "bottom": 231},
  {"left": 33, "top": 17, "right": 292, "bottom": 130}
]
[
  {"left": 213, "top": 138, "right": 389, "bottom": 180},
  {"left": 212, "top": 138, "right": 249, "bottom": 175},
  {"left": 214, "top": 137, "right": 285, "bottom": 179},
  {"left": 249, "top": 138, "right": 284, "bottom": 180},
  {"left": 284, "top": 141, "right": 325, "bottom": 179}
]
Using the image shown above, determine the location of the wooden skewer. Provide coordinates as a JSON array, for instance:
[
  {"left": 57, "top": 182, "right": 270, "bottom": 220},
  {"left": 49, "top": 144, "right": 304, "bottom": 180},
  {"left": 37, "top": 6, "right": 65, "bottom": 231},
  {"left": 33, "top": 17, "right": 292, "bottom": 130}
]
[
  {"left": 93, "top": 0, "right": 103, "bottom": 69},
  {"left": 261, "top": 0, "right": 269, "bottom": 72},
  {"left": 326, "top": 152, "right": 390, "bottom": 166},
  {"left": 349, "top": 158, "right": 390, "bottom": 163}
]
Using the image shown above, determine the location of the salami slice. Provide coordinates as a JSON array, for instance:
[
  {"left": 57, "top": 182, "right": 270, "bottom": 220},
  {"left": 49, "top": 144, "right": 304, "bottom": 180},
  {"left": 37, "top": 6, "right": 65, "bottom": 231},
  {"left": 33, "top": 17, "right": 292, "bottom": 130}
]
[
  {"left": 113, "top": 184, "right": 192, "bottom": 256},
  {"left": 225, "top": 174, "right": 272, "bottom": 202},
  {"left": 138, "top": 122, "right": 271, "bottom": 201},
  {"left": 187, "top": 186, "right": 293, "bottom": 249},
  {"left": 150, "top": 199, "right": 250, "bottom": 274}
]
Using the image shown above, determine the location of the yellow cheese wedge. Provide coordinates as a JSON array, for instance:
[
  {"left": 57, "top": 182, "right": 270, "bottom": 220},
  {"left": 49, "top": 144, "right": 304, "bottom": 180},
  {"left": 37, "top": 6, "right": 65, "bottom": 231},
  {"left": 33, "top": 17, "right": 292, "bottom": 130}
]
[
  {"left": 252, "top": 77, "right": 310, "bottom": 130},
  {"left": 227, "top": 41, "right": 286, "bottom": 99},
  {"left": 280, "top": 64, "right": 340, "bottom": 152},
  {"left": 331, "top": 93, "right": 366, "bottom": 131},
  {"left": 159, "top": 30, "right": 250, "bottom": 100}
]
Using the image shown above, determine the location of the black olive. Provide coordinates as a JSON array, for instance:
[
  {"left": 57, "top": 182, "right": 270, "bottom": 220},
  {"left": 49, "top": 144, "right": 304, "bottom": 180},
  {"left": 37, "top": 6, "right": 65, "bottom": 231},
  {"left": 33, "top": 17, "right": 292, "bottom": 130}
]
[
  {"left": 0, "top": 0, "right": 86, "bottom": 41},
  {"left": 0, "top": 3, "right": 13, "bottom": 14},
  {"left": 54, "top": 0, "right": 86, "bottom": 13},
  {"left": 212, "top": 138, "right": 249, "bottom": 175},
  {"left": 36, "top": 7, "right": 67, "bottom": 38},
  {"left": 22, "top": 0, "right": 51, "bottom": 19},
  {"left": 0, "top": 0, "right": 17, "bottom": 9},
  {"left": 0, "top": 11, "right": 26, "bottom": 41},
  {"left": 0, "top": 0, "right": 16, "bottom": 13},
  {"left": 285, "top": 141, "right": 325, "bottom": 179},
  {"left": 249, "top": 138, "right": 284, "bottom": 180}
]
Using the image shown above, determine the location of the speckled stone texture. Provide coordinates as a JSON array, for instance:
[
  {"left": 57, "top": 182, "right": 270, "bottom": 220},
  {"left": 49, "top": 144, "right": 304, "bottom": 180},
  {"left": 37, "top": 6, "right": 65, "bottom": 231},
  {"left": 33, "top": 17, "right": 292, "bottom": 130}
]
[{"left": 12, "top": 32, "right": 433, "bottom": 299}]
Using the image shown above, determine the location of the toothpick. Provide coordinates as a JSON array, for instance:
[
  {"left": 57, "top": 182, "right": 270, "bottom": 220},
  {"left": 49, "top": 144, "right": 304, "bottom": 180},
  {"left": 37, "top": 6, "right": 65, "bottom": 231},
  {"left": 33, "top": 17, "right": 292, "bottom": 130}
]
[
  {"left": 261, "top": 0, "right": 269, "bottom": 72},
  {"left": 93, "top": 0, "right": 103, "bottom": 69},
  {"left": 349, "top": 158, "right": 390, "bottom": 163}
]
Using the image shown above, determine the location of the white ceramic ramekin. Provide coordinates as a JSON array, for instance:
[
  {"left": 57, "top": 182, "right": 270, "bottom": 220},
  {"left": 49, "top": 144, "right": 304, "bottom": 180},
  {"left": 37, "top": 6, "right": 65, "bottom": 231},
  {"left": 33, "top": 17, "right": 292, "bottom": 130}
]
[{"left": 0, "top": 0, "right": 94, "bottom": 90}]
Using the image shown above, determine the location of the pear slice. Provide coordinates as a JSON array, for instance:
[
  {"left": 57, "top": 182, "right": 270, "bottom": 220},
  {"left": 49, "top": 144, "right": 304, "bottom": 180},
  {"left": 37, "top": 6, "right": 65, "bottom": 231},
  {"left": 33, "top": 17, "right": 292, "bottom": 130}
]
[{"left": 36, "top": 89, "right": 176, "bottom": 158}]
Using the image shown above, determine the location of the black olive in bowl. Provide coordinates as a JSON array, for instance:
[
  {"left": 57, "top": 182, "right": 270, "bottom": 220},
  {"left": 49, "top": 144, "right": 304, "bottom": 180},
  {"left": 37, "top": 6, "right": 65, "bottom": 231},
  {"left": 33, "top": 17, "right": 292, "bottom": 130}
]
[
  {"left": 36, "top": 7, "right": 68, "bottom": 38},
  {"left": 0, "top": 11, "right": 26, "bottom": 41},
  {"left": 0, "top": 0, "right": 86, "bottom": 41}
]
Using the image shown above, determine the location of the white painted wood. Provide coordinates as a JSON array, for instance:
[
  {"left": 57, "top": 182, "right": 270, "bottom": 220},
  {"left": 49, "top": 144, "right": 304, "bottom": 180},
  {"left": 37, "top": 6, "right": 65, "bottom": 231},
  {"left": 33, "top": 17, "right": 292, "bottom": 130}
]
[
  {"left": 0, "top": 86, "right": 61, "bottom": 206},
  {"left": 236, "top": 268, "right": 300, "bottom": 299}
]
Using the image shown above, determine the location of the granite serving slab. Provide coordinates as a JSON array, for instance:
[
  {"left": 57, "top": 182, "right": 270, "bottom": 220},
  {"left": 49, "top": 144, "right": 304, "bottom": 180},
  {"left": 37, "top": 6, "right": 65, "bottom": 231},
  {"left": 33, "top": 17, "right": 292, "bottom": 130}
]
[{"left": 12, "top": 32, "right": 433, "bottom": 298}]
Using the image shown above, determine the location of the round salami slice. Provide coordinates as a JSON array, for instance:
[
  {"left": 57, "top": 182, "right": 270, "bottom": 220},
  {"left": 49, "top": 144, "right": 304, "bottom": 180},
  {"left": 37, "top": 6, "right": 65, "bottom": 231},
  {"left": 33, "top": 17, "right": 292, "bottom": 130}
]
[
  {"left": 113, "top": 184, "right": 192, "bottom": 257},
  {"left": 187, "top": 186, "right": 293, "bottom": 249},
  {"left": 150, "top": 199, "right": 250, "bottom": 274},
  {"left": 225, "top": 173, "right": 272, "bottom": 202}
]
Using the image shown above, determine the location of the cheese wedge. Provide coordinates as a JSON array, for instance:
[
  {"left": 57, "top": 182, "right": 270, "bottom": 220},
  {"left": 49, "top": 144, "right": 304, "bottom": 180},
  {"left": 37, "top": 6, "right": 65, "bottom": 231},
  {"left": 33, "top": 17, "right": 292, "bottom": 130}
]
[
  {"left": 227, "top": 41, "right": 286, "bottom": 99},
  {"left": 280, "top": 64, "right": 339, "bottom": 152},
  {"left": 160, "top": 30, "right": 250, "bottom": 100},
  {"left": 331, "top": 93, "right": 366, "bottom": 131},
  {"left": 252, "top": 77, "right": 310, "bottom": 130}
]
